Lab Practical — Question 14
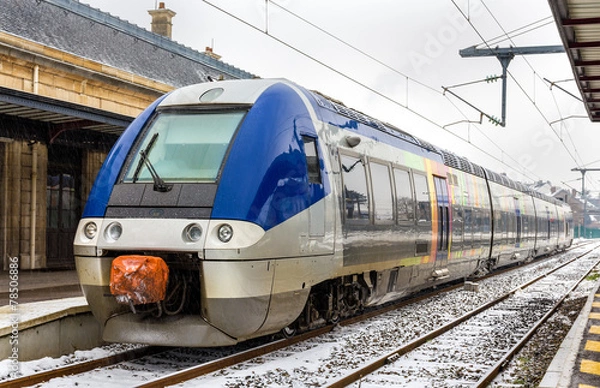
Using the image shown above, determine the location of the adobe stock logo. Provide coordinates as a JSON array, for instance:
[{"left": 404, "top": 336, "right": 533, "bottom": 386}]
[
  {"left": 518, "top": 98, "right": 584, "bottom": 176},
  {"left": 517, "top": 130, "right": 556, "bottom": 174}
]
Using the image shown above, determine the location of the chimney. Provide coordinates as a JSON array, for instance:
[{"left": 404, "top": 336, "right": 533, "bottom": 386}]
[
  {"left": 204, "top": 46, "right": 222, "bottom": 61},
  {"left": 148, "top": 2, "right": 176, "bottom": 39}
]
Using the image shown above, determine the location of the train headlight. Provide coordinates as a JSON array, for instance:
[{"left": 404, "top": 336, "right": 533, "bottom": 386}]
[
  {"left": 217, "top": 224, "right": 233, "bottom": 243},
  {"left": 105, "top": 222, "right": 122, "bottom": 242},
  {"left": 83, "top": 222, "right": 97, "bottom": 239},
  {"left": 183, "top": 223, "right": 203, "bottom": 243}
]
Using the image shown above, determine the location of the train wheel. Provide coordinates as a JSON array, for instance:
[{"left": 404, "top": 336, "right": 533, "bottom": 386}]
[
  {"left": 281, "top": 324, "right": 296, "bottom": 338},
  {"left": 329, "top": 312, "right": 340, "bottom": 325}
]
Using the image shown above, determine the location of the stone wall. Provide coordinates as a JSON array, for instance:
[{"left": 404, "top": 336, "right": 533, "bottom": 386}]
[
  {"left": 0, "top": 31, "right": 171, "bottom": 117},
  {"left": 1, "top": 140, "right": 47, "bottom": 270},
  {"left": 0, "top": 32, "right": 174, "bottom": 270}
]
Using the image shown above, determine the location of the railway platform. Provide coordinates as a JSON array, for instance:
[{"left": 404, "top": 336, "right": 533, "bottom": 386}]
[
  {"left": 0, "top": 269, "right": 82, "bottom": 305},
  {"left": 540, "top": 282, "right": 600, "bottom": 388},
  {"left": 0, "top": 269, "right": 102, "bottom": 361}
]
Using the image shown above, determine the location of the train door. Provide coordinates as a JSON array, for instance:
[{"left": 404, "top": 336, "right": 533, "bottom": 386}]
[
  {"left": 546, "top": 207, "right": 551, "bottom": 241},
  {"left": 413, "top": 173, "right": 432, "bottom": 256},
  {"left": 433, "top": 176, "right": 450, "bottom": 262},
  {"left": 302, "top": 135, "right": 333, "bottom": 254},
  {"left": 514, "top": 197, "right": 522, "bottom": 247}
]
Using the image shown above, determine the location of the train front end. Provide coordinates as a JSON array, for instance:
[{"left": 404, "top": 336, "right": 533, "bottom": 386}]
[{"left": 74, "top": 79, "right": 332, "bottom": 346}]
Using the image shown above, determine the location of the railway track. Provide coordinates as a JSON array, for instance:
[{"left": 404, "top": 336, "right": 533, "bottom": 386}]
[
  {"left": 1, "top": 243, "right": 596, "bottom": 387},
  {"left": 326, "top": 245, "right": 600, "bottom": 387},
  {"left": 0, "top": 346, "right": 164, "bottom": 388}
]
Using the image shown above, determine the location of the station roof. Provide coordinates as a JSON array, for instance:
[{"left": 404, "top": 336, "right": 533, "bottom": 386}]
[
  {"left": 0, "top": 86, "right": 132, "bottom": 137},
  {"left": 1, "top": 0, "right": 255, "bottom": 87},
  {"left": 549, "top": 0, "right": 600, "bottom": 122},
  {"left": 0, "top": 0, "right": 256, "bottom": 140}
]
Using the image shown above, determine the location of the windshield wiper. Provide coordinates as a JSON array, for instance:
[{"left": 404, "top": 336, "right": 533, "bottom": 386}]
[{"left": 131, "top": 133, "right": 173, "bottom": 192}]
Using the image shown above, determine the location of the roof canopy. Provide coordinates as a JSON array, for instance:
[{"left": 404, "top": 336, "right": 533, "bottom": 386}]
[{"left": 549, "top": 0, "right": 600, "bottom": 122}]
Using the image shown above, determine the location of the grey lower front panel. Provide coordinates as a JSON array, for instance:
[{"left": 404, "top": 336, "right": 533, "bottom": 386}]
[
  {"left": 81, "top": 284, "right": 128, "bottom": 325},
  {"left": 103, "top": 313, "right": 238, "bottom": 347},
  {"left": 203, "top": 295, "right": 271, "bottom": 339}
]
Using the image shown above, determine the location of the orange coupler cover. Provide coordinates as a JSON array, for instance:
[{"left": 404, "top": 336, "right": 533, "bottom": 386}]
[{"left": 110, "top": 255, "right": 169, "bottom": 305}]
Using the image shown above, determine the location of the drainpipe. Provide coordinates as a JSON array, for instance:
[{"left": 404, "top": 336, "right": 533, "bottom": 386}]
[
  {"left": 33, "top": 65, "right": 39, "bottom": 94},
  {"left": 30, "top": 143, "right": 37, "bottom": 268}
]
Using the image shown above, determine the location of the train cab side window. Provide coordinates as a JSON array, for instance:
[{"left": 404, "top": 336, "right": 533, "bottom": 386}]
[
  {"left": 370, "top": 162, "right": 394, "bottom": 223},
  {"left": 413, "top": 173, "right": 431, "bottom": 224},
  {"left": 341, "top": 154, "right": 370, "bottom": 223},
  {"left": 393, "top": 168, "right": 414, "bottom": 222},
  {"left": 301, "top": 135, "right": 321, "bottom": 184}
]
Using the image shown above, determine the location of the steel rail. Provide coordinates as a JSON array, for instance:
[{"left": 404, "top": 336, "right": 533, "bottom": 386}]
[
  {"left": 0, "top": 346, "right": 167, "bottom": 388},
  {"left": 135, "top": 244, "right": 588, "bottom": 387},
  {"left": 0, "top": 243, "right": 587, "bottom": 387},
  {"left": 324, "top": 245, "right": 599, "bottom": 388},
  {"left": 133, "top": 283, "right": 465, "bottom": 388},
  {"left": 135, "top": 244, "right": 590, "bottom": 387},
  {"left": 475, "top": 251, "right": 600, "bottom": 386},
  {"left": 131, "top": 260, "right": 513, "bottom": 387}
]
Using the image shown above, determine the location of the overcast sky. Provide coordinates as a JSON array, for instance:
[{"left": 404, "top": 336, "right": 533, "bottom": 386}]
[{"left": 82, "top": 0, "right": 600, "bottom": 195}]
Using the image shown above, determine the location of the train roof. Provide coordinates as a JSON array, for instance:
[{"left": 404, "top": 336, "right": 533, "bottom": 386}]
[
  {"left": 157, "top": 78, "right": 566, "bottom": 208},
  {"left": 308, "top": 86, "right": 566, "bottom": 207}
]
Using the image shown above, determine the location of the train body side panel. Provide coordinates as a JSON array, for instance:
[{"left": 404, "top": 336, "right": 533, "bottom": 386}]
[
  {"left": 488, "top": 181, "right": 536, "bottom": 266},
  {"left": 447, "top": 169, "right": 492, "bottom": 271}
]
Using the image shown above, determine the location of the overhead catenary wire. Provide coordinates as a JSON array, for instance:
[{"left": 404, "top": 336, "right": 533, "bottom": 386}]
[
  {"left": 277, "top": 0, "right": 550, "bottom": 182},
  {"left": 272, "top": 0, "right": 554, "bottom": 182},
  {"left": 449, "top": 0, "right": 589, "bottom": 192},
  {"left": 474, "top": 1, "right": 584, "bottom": 166},
  {"left": 482, "top": 17, "right": 555, "bottom": 48},
  {"left": 202, "top": 0, "right": 553, "bottom": 183},
  {"left": 476, "top": 0, "right": 594, "bottom": 191},
  {"left": 268, "top": 0, "right": 540, "bottom": 178}
]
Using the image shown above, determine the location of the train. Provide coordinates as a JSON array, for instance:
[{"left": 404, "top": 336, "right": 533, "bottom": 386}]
[{"left": 74, "top": 78, "right": 573, "bottom": 347}]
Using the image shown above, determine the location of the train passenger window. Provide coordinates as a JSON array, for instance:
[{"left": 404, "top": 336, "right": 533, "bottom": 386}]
[
  {"left": 301, "top": 136, "right": 321, "bottom": 184},
  {"left": 341, "top": 154, "right": 370, "bottom": 223},
  {"left": 413, "top": 173, "right": 431, "bottom": 223},
  {"left": 393, "top": 168, "right": 414, "bottom": 222},
  {"left": 370, "top": 162, "right": 394, "bottom": 223}
]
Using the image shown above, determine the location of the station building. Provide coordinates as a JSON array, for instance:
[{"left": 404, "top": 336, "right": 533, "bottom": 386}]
[{"left": 0, "top": 0, "right": 253, "bottom": 270}]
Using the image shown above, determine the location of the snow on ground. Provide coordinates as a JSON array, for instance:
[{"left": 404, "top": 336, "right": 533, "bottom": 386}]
[
  {"left": 0, "top": 297, "right": 88, "bottom": 331},
  {"left": 2, "top": 243, "right": 598, "bottom": 387}
]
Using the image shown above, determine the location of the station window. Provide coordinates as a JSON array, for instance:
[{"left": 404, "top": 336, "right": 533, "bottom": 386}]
[
  {"left": 341, "top": 154, "right": 370, "bottom": 223},
  {"left": 393, "top": 168, "right": 414, "bottom": 222},
  {"left": 370, "top": 162, "right": 393, "bottom": 223},
  {"left": 301, "top": 135, "right": 321, "bottom": 184},
  {"left": 413, "top": 173, "right": 431, "bottom": 224}
]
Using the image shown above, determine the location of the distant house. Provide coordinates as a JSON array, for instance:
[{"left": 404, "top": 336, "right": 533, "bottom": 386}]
[
  {"left": 543, "top": 184, "right": 599, "bottom": 238},
  {"left": 0, "top": 0, "right": 254, "bottom": 269}
]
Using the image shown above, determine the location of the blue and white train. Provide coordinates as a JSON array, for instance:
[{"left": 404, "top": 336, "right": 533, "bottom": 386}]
[{"left": 74, "top": 78, "right": 573, "bottom": 347}]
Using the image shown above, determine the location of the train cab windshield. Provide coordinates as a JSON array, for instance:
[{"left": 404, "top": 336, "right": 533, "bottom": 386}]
[{"left": 122, "top": 110, "right": 245, "bottom": 183}]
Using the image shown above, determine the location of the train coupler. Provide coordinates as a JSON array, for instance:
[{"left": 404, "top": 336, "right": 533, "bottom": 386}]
[{"left": 109, "top": 255, "right": 169, "bottom": 308}]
